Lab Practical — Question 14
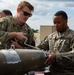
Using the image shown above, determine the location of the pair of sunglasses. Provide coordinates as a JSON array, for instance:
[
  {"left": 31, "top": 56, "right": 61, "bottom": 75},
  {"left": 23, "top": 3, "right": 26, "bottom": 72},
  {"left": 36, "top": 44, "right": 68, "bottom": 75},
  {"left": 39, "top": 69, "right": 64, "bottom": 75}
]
[{"left": 21, "top": 9, "right": 32, "bottom": 17}]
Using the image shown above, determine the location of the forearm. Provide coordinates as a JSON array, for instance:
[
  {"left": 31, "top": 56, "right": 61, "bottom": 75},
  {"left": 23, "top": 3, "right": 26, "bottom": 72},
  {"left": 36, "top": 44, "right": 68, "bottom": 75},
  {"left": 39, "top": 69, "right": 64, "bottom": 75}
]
[
  {"left": 38, "top": 40, "right": 49, "bottom": 50},
  {"left": 38, "top": 36, "right": 49, "bottom": 50},
  {"left": 0, "top": 30, "right": 9, "bottom": 42},
  {"left": 56, "top": 50, "right": 74, "bottom": 66},
  {"left": 0, "top": 31, "right": 18, "bottom": 43},
  {"left": 9, "top": 32, "right": 17, "bottom": 39}
]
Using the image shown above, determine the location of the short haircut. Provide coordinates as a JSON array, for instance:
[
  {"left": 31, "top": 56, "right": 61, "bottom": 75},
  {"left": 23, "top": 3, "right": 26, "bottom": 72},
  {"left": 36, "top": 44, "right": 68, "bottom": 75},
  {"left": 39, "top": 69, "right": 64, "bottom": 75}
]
[
  {"left": 1, "top": 9, "right": 12, "bottom": 16},
  {"left": 18, "top": 1, "right": 34, "bottom": 12},
  {"left": 54, "top": 10, "right": 68, "bottom": 20}
]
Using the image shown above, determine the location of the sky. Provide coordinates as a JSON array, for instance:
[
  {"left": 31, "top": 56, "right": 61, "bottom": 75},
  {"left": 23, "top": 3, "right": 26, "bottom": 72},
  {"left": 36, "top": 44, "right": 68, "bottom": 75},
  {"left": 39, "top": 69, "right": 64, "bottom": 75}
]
[{"left": 0, "top": 0, "right": 74, "bottom": 30}]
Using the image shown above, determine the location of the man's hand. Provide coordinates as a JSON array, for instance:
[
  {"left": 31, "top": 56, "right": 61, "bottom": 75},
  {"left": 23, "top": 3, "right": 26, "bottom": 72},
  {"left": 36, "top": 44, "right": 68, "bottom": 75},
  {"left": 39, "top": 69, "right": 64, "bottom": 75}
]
[
  {"left": 9, "top": 32, "right": 27, "bottom": 41},
  {"left": 15, "top": 32, "right": 27, "bottom": 41},
  {"left": 10, "top": 40, "right": 23, "bottom": 49},
  {"left": 44, "top": 54, "right": 56, "bottom": 67}
]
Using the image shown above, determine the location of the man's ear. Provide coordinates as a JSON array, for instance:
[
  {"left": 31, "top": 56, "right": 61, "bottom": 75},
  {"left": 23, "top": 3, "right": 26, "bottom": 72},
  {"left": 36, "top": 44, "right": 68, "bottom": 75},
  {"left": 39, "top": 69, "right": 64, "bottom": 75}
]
[{"left": 17, "top": 8, "right": 21, "bottom": 13}]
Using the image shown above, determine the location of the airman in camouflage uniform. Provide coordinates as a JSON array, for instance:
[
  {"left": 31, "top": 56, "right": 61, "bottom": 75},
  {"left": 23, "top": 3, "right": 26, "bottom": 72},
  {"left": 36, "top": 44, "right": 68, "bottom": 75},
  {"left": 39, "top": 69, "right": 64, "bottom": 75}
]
[
  {"left": 38, "top": 11, "right": 74, "bottom": 75},
  {"left": 0, "top": 1, "right": 35, "bottom": 49},
  {"left": 0, "top": 9, "right": 12, "bottom": 18}
]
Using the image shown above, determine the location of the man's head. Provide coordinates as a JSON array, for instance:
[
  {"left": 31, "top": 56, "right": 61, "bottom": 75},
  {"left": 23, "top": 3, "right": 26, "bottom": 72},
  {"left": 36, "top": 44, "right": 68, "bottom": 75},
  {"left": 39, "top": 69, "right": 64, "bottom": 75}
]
[
  {"left": 53, "top": 10, "right": 68, "bottom": 33},
  {"left": 0, "top": 9, "right": 12, "bottom": 18},
  {"left": 16, "top": 1, "right": 34, "bottom": 24}
]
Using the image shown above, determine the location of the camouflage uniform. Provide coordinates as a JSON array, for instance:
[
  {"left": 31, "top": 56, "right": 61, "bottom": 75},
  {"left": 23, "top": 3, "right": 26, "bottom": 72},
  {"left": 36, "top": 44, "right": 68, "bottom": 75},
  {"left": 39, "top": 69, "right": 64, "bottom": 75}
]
[
  {"left": 38, "top": 28, "right": 74, "bottom": 75},
  {"left": 0, "top": 16, "right": 35, "bottom": 49}
]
